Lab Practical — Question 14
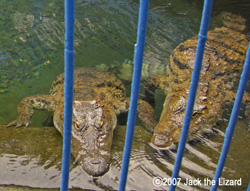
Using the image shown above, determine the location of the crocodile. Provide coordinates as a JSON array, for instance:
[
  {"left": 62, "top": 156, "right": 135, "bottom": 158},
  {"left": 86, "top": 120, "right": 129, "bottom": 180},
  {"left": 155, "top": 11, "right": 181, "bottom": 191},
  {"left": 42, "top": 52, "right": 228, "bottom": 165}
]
[
  {"left": 145, "top": 12, "right": 250, "bottom": 148},
  {"left": 7, "top": 67, "right": 157, "bottom": 176}
]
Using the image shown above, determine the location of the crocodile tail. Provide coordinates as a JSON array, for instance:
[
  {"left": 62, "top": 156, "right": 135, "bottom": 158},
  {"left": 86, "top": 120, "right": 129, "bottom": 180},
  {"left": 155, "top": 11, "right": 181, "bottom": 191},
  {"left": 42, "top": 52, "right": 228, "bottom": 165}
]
[
  {"left": 104, "top": 59, "right": 166, "bottom": 81},
  {"left": 140, "top": 60, "right": 167, "bottom": 80},
  {"left": 221, "top": 12, "right": 246, "bottom": 32}
]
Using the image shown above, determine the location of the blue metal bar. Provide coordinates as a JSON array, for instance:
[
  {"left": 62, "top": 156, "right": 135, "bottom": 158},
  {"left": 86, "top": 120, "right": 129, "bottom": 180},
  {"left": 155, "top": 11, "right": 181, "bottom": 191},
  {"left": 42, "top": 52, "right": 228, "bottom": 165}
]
[
  {"left": 118, "top": 0, "right": 149, "bottom": 190},
  {"left": 210, "top": 43, "right": 250, "bottom": 191},
  {"left": 248, "top": 181, "right": 250, "bottom": 191},
  {"left": 60, "top": 0, "right": 75, "bottom": 190},
  {"left": 169, "top": 0, "right": 213, "bottom": 190}
]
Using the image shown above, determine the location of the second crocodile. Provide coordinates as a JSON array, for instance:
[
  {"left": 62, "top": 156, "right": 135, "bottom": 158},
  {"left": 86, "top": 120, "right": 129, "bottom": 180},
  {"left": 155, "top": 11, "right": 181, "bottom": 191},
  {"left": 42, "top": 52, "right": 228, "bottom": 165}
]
[{"left": 145, "top": 12, "right": 250, "bottom": 148}]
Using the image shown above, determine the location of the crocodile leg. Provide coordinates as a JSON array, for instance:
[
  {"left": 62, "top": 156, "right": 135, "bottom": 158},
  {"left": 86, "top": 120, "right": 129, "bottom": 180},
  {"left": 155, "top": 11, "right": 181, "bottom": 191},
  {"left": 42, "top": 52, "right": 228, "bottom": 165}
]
[
  {"left": 112, "top": 98, "right": 157, "bottom": 133},
  {"left": 6, "top": 95, "right": 57, "bottom": 127},
  {"left": 222, "top": 90, "right": 250, "bottom": 121},
  {"left": 145, "top": 75, "right": 170, "bottom": 107},
  {"left": 137, "top": 99, "right": 158, "bottom": 133}
]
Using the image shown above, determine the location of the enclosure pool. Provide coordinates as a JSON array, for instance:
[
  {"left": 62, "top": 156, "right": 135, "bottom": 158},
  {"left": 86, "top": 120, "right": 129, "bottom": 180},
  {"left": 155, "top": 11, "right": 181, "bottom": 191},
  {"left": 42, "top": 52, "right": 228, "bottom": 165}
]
[{"left": 0, "top": 0, "right": 250, "bottom": 190}]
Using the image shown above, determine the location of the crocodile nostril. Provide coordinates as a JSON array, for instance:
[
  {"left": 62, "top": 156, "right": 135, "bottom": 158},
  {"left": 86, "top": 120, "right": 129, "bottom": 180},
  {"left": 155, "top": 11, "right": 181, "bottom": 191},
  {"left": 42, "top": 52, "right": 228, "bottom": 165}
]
[
  {"left": 157, "top": 135, "right": 168, "bottom": 142},
  {"left": 90, "top": 158, "right": 101, "bottom": 165}
]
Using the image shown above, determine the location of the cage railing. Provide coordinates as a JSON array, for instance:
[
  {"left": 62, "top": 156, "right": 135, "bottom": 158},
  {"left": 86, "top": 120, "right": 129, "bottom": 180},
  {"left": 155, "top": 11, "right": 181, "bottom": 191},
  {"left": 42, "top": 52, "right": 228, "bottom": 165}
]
[{"left": 61, "top": 0, "right": 250, "bottom": 190}]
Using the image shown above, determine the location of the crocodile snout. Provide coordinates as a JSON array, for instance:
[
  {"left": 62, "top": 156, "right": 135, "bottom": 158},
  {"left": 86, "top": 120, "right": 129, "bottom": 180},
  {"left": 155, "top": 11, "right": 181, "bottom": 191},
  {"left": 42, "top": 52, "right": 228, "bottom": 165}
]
[
  {"left": 83, "top": 156, "right": 109, "bottom": 177},
  {"left": 152, "top": 134, "right": 170, "bottom": 147}
]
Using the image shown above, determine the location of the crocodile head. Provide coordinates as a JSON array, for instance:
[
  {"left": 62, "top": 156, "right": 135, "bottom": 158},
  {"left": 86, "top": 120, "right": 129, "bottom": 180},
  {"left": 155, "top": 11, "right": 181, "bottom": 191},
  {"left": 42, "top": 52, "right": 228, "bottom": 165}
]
[
  {"left": 53, "top": 100, "right": 116, "bottom": 176},
  {"left": 71, "top": 100, "right": 117, "bottom": 176},
  {"left": 152, "top": 82, "right": 220, "bottom": 148}
]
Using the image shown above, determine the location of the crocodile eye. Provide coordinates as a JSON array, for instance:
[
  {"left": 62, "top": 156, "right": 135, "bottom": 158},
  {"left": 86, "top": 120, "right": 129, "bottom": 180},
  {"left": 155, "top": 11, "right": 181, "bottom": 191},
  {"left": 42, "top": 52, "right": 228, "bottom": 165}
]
[
  {"left": 94, "top": 120, "right": 104, "bottom": 130},
  {"left": 192, "top": 111, "right": 199, "bottom": 118},
  {"left": 174, "top": 106, "right": 184, "bottom": 114},
  {"left": 74, "top": 121, "right": 81, "bottom": 130}
]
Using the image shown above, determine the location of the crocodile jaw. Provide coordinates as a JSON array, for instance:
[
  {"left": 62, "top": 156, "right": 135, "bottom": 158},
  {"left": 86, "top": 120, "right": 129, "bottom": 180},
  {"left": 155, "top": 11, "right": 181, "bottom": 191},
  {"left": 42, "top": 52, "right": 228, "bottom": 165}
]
[
  {"left": 71, "top": 125, "right": 113, "bottom": 177},
  {"left": 71, "top": 100, "right": 116, "bottom": 177},
  {"left": 53, "top": 100, "right": 116, "bottom": 176}
]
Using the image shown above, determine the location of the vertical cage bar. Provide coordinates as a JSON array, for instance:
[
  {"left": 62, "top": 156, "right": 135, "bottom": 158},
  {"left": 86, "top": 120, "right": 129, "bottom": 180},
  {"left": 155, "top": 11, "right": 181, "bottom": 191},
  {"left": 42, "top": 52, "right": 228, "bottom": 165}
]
[
  {"left": 169, "top": 0, "right": 213, "bottom": 190},
  {"left": 210, "top": 43, "right": 250, "bottom": 191},
  {"left": 118, "top": 0, "right": 149, "bottom": 190},
  {"left": 60, "top": 0, "right": 75, "bottom": 190}
]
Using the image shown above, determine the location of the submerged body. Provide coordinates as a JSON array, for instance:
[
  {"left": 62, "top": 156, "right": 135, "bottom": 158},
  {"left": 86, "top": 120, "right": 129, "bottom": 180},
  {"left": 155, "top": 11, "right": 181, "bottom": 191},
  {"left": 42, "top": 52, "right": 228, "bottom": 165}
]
[
  {"left": 7, "top": 67, "right": 157, "bottom": 176},
  {"left": 145, "top": 13, "right": 250, "bottom": 148}
]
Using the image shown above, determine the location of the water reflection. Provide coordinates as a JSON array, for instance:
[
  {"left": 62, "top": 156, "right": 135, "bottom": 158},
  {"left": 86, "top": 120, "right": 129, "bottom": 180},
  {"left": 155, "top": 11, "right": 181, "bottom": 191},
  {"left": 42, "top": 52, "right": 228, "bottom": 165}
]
[{"left": 1, "top": 121, "right": 249, "bottom": 190}]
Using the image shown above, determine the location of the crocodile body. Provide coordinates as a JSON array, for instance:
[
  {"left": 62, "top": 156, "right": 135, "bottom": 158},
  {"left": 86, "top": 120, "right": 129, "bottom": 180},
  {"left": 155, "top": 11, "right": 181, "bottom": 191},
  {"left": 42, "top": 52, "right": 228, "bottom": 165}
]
[
  {"left": 7, "top": 67, "right": 157, "bottom": 176},
  {"left": 145, "top": 13, "right": 250, "bottom": 148}
]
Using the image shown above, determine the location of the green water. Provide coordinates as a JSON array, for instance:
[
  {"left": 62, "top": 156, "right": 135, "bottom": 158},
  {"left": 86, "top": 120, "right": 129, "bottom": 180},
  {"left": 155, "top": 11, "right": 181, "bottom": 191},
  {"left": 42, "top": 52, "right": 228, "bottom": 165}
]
[
  {"left": 0, "top": 0, "right": 204, "bottom": 125},
  {"left": 1, "top": 0, "right": 250, "bottom": 190}
]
